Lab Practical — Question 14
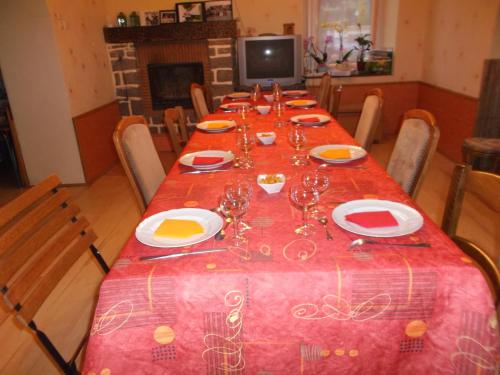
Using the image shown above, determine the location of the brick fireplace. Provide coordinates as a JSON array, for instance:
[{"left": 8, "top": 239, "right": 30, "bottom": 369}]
[{"left": 104, "top": 21, "right": 237, "bottom": 133}]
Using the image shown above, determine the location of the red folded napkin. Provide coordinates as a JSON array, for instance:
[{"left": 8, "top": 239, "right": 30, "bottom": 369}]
[
  {"left": 192, "top": 156, "right": 224, "bottom": 165},
  {"left": 227, "top": 104, "right": 245, "bottom": 108},
  {"left": 299, "top": 117, "right": 321, "bottom": 123},
  {"left": 345, "top": 210, "right": 399, "bottom": 228}
]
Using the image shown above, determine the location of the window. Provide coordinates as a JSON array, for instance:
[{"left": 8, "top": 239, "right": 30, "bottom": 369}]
[{"left": 307, "top": 0, "right": 374, "bottom": 64}]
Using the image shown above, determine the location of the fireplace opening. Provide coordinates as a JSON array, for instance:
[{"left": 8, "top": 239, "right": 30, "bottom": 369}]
[{"left": 148, "top": 62, "right": 204, "bottom": 110}]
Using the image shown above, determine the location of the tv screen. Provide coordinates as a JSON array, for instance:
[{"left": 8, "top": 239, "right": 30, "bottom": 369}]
[
  {"left": 245, "top": 39, "right": 294, "bottom": 79},
  {"left": 238, "top": 35, "right": 302, "bottom": 87}
]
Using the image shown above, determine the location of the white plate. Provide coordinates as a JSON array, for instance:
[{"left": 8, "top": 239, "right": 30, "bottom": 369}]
[
  {"left": 290, "top": 114, "right": 332, "bottom": 126},
  {"left": 219, "top": 102, "right": 251, "bottom": 112},
  {"left": 135, "top": 208, "right": 224, "bottom": 248},
  {"left": 196, "top": 120, "right": 236, "bottom": 133},
  {"left": 285, "top": 99, "right": 317, "bottom": 108},
  {"left": 227, "top": 92, "right": 251, "bottom": 100},
  {"left": 179, "top": 150, "right": 234, "bottom": 170},
  {"left": 282, "top": 90, "right": 308, "bottom": 97},
  {"left": 332, "top": 200, "right": 424, "bottom": 237},
  {"left": 309, "top": 144, "right": 367, "bottom": 164}
]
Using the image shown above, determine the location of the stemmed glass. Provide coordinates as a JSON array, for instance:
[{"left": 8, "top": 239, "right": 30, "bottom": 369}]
[
  {"left": 238, "top": 105, "right": 249, "bottom": 120},
  {"left": 219, "top": 195, "right": 249, "bottom": 246},
  {"left": 236, "top": 130, "right": 256, "bottom": 169},
  {"left": 274, "top": 102, "right": 286, "bottom": 128},
  {"left": 289, "top": 184, "right": 318, "bottom": 236},
  {"left": 288, "top": 126, "right": 309, "bottom": 166},
  {"left": 224, "top": 179, "right": 253, "bottom": 232},
  {"left": 302, "top": 170, "right": 330, "bottom": 218}
]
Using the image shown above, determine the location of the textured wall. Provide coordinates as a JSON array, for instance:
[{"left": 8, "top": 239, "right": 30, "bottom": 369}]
[
  {"left": 421, "top": 0, "right": 499, "bottom": 98},
  {"left": 46, "top": 0, "right": 116, "bottom": 117}
]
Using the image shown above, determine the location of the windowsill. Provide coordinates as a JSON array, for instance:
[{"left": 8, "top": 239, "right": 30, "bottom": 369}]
[{"left": 304, "top": 70, "right": 393, "bottom": 79}]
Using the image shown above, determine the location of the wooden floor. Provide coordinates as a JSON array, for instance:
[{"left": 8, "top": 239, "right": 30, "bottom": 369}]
[{"left": 0, "top": 138, "right": 496, "bottom": 374}]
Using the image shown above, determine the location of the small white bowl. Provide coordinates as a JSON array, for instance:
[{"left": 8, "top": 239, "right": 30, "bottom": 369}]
[
  {"left": 256, "top": 132, "right": 276, "bottom": 145},
  {"left": 263, "top": 94, "right": 274, "bottom": 103},
  {"left": 256, "top": 105, "right": 271, "bottom": 115},
  {"left": 257, "top": 174, "right": 286, "bottom": 194}
]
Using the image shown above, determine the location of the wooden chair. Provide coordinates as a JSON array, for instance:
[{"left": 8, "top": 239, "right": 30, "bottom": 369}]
[
  {"left": 163, "top": 106, "right": 190, "bottom": 157},
  {"left": 317, "top": 73, "right": 331, "bottom": 110},
  {"left": 190, "top": 83, "right": 210, "bottom": 120},
  {"left": 386, "top": 109, "right": 440, "bottom": 198},
  {"left": 442, "top": 164, "right": 500, "bottom": 306},
  {"left": 0, "top": 175, "right": 109, "bottom": 375},
  {"left": 327, "top": 84, "right": 343, "bottom": 118},
  {"left": 113, "top": 116, "right": 166, "bottom": 213},
  {"left": 354, "top": 88, "right": 383, "bottom": 151}
]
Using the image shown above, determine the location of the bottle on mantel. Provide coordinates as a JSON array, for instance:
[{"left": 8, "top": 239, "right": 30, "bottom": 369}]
[
  {"left": 116, "top": 12, "right": 127, "bottom": 27},
  {"left": 129, "top": 12, "right": 140, "bottom": 27}
]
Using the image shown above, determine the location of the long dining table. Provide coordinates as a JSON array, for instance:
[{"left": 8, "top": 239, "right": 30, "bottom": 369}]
[{"left": 83, "top": 96, "right": 498, "bottom": 374}]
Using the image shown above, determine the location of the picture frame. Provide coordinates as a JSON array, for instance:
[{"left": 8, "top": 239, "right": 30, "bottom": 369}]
[
  {"left": 205, "top": 0, "right": 233, "bottom": 22},
  {"left": 175, "top": 2, "right": 205, "bottom": 23},
  {"left": 159, "top": 10, "right": 177, "bottom": 24},
  {"left": 141, "top": 11, "right": 160, "bottom": 26}
]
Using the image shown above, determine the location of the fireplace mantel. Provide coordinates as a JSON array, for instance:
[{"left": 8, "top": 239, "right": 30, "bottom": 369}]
[{"left": 103, "top": 20, "right": 237, "bottom": 43}]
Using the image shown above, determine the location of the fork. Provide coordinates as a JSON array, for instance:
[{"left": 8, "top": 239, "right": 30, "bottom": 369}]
[{"left": 349, "top": 239, "right": 431, "bottom": 249}]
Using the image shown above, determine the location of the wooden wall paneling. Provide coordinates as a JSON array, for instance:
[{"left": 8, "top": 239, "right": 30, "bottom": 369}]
[
  {"left": 418, "top": 83, "right": 478, "bottom": 163},
  {"left": 475, "top": 59, "right": 500, "bottom": 137},
  {"left": 73, "top": 101, "right": 121, "bottom": 184}
]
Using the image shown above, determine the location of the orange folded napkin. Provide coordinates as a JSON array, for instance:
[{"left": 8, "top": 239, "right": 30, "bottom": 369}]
[
  {"left": 193, "top": 156, "right": 224, "bottom": 165},
  {"left": 320, "top": 148, "right": 351, "bottom": 159},
  {"left": 290, "top": 100, "right": 310, "bottom": 106},
  {"left": 299, "top": 117, "right": 321, "bottom": 123},
  {"left": 207, "top": 122, "right": 228, "bottom": 129},
  {"left": 345, "top": 211, "right": 398, "bottom": 228},
  {"left": 154, "top": 219, "right": 204, "bottom": 238}
]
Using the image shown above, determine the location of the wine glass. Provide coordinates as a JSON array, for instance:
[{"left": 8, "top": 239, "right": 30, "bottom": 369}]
[
  {"left": 289, "top": 184, "right": 318, "bottom": 236},
  {"left": 236, "top": 130, "right": 256, "bottom": 169},
  {"left": 238, "top": 104, "right": 249, "bottom": 120},
  {"left": 219, "top": 195, "right": 249, "bottom": 246},
  {"left": 225, "top": 178, "right": 253, "bottom": 231},
  {"left": 274, "top": 102, "right": 286, "bottom": 128},
  {"left": 302, "top": 170, "right": 330, "bottom": 218},
  {"left": 288, "top": 126, "right": 309, "bottom": 166}
]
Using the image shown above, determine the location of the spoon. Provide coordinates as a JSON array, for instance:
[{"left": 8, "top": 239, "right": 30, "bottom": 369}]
[
  {"left": 318, "top": 217, "right": 333, "bottom": 240},
  {"left": 215, "top": 217, "right": 232, "bottom": 240},
  {"left": 349, "top": 239, "right": 431, "bottom": 249}
]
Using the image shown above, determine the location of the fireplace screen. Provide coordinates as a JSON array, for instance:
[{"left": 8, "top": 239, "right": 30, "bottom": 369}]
[{"left": 148, "top": 63, "right": 204, "bottom": 110}]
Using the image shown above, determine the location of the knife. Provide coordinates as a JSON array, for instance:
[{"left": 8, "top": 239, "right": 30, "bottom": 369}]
[
  {"left": 180, "top": 169, "right": 230, "bottom": 174},
  {"left": 139, "top": 248, "right": 227, "bottom": 261}
]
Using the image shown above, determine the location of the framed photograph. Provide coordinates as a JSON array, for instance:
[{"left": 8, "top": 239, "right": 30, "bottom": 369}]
[
  {"left": 159, "top": 10, "right": 177, "bottom": 24},
  {"left": 175, "top": 2, "right": 205, "bottom": 23},
  {"left": 205, "top": 0, "right": 232, "bottom": 21},
  {"left": 141, "top": 11, "right": 160, "bottom": 26}
]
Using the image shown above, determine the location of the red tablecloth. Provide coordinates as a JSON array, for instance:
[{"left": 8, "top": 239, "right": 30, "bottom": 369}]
[{"left": 83, "top": 102, "right": 498, "bottom": 374}]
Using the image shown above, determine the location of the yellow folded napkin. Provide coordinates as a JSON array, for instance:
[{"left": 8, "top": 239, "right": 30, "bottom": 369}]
[
  {"left": 154, "top": 219, "right": 204, "bottom": 238},
  {"left": 207, "top": 122, "right": 228, "bottom": 129},
  {"left": 320, "top": 148, "right": 351, "bottom": 159}
]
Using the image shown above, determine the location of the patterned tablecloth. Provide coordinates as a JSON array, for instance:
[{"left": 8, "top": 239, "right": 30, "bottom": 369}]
[{"left": 83, "top": 101, "right": 498, "bottom": 374}]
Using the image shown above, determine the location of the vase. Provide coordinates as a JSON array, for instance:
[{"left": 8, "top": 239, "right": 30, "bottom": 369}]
[
  {"left": 316, "top": 64, "right": 328, "bottom": 73},
  {"left": 357, "top": 60, "right": 366, "bottom": 72}
]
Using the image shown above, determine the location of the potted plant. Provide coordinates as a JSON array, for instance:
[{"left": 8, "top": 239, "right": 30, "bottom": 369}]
[{"left": 353, "top": 24, "right": 373, "bottom": 72}]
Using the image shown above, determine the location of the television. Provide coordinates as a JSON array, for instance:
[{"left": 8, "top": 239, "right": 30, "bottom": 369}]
[{"left": 237, "top": 35, "right": 303, "bottom": 88}]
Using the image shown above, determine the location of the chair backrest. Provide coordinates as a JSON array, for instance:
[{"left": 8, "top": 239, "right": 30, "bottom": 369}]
[
  {"left": 164, "top": 106, "right": 188, "bottom": 157},
  {"left": 0, "top": 175, "right": 108, "bottom": 374},
  {"left": 317, "top": 73, "right": 331, "bottom": 110},
  {"left": 354, "top": 88, "right": 383, "bottom": 151},
  {"left": 113, "top": 116, "right": 165, "bottom": 213},
  {"left": 190, "top": 83, "right": 209, "bottom": 120},
  {"left": 386, "top": 109, "right": 440, "bottom": 198},
  {"left": 327, "top": 84, "right": 343, "bottom": 118}
]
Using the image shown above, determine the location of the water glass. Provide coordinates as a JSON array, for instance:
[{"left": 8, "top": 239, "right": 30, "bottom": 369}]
[
  {"left": 288, "top": 126, "right": 309, "bottom": 166},
  {"left": 289, "top": 184, "right": 318, "bottom": 236}
]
